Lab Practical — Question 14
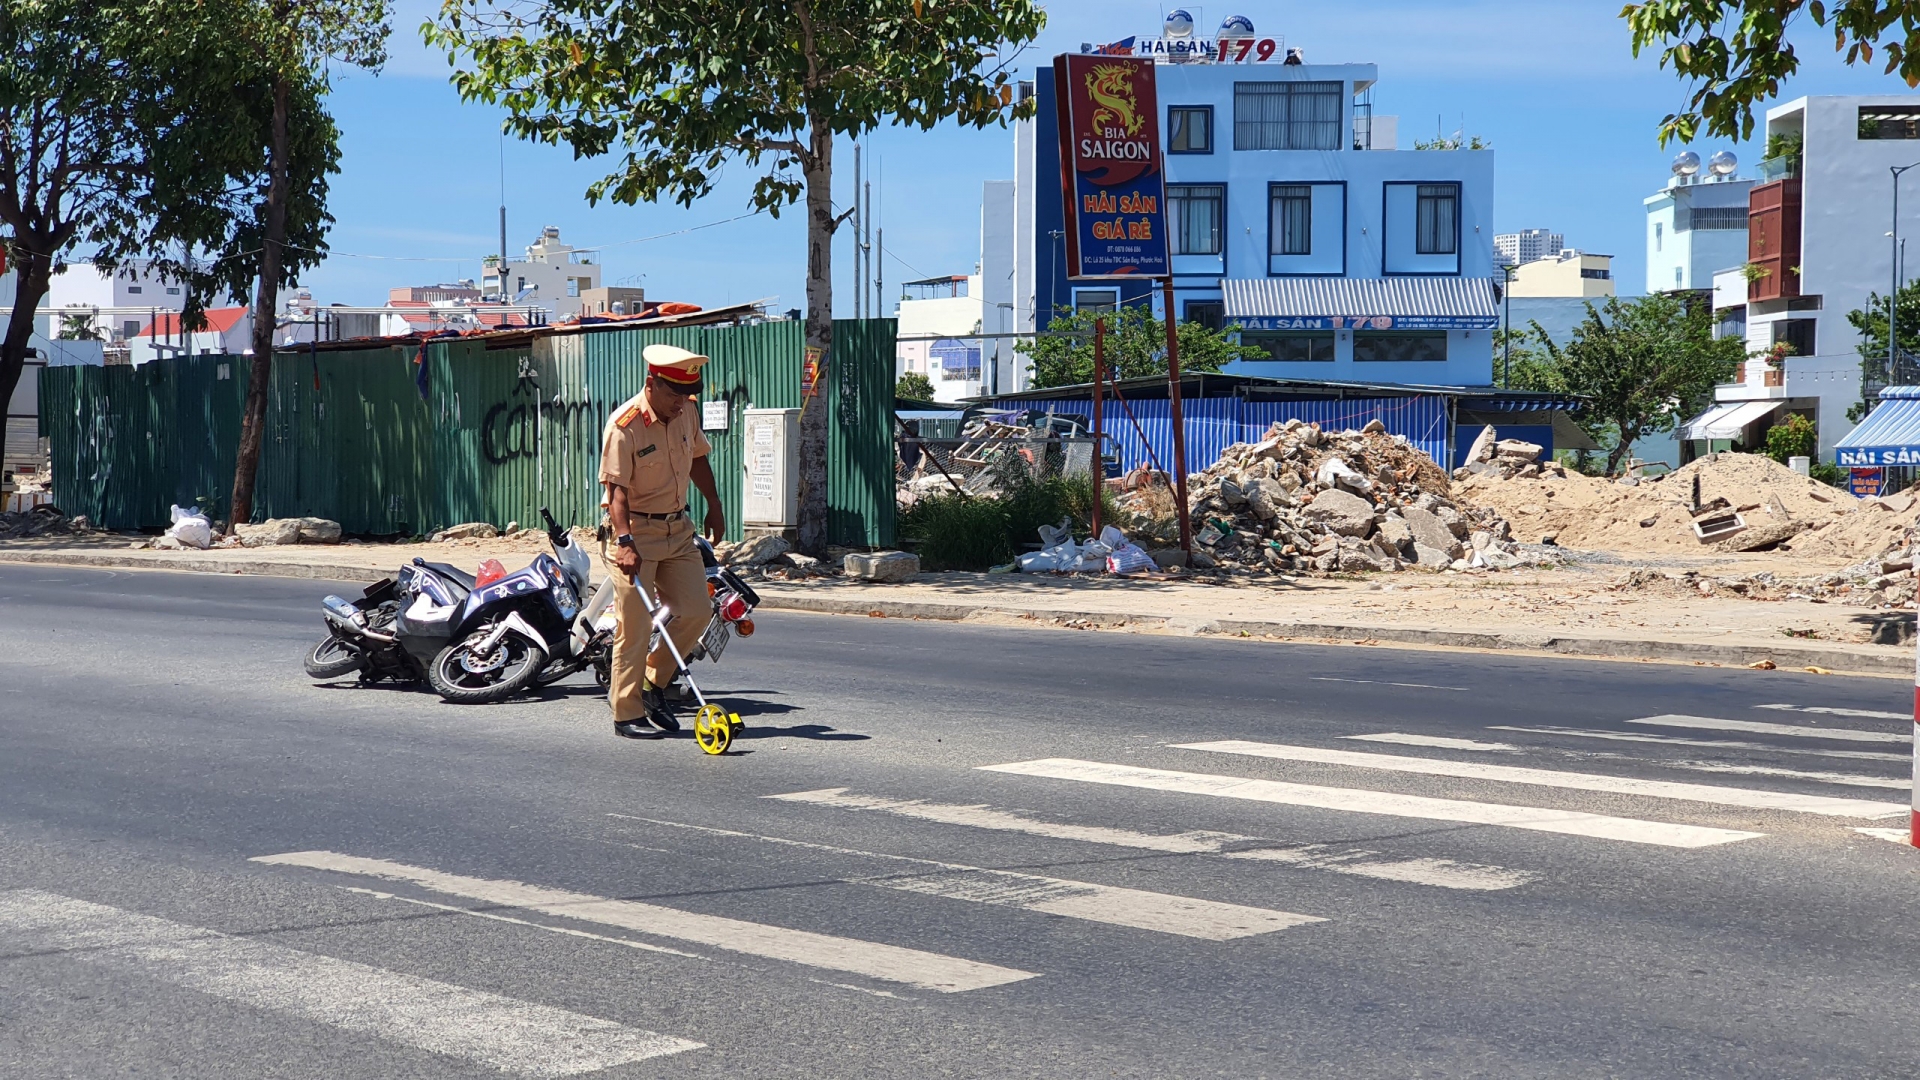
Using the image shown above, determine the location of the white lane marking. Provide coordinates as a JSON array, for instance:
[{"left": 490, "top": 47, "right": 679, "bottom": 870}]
[
  {"left": 0, "top": 889, "right": 699, "bottom": 1076},
  {"left": 337, "top": 887, "right": 711, "bottom": 961},
  {"left": 1309, "top": 676, "right": 1468, "bottom": 691},
  {"left": 1342, "top": 732, "right": 1519, "bottom": 752},
  {"left": 977, "top": 759, "right": 1762, "bottom": 848},
  {"left": 1757, "top": 704, "right": 1910, "bottom": 721},
  {"left": 1852, "top": 828, "right": 1916, "bottom": 845},
  {"left": 764, "top": 788, "right": 1533, "bottom": 891},
  {"left": 1487, "top": 726, "right": 1911, "bottom": 763},
  {"left": 608, "top": 814, "right": 1321, "bottom": 940},
  {"left": 1659, "top": 761, "right": 1908, "bottom": 789},
  {"left": 253, "top": 851, "right": 1032, "bottom": 993},
  {"left": 1630, "top": 714, "right": 1910, "bottom": 745},
  {"left": 1176, "top": 739, "right": 1906, "bottom": 819}
]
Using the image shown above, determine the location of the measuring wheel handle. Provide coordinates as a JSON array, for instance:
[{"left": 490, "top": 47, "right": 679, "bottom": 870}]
[{"left": 694, "top": 704, "right": 733, "bottom": 755}]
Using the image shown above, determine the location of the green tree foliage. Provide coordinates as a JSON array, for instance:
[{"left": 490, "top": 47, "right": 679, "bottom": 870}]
[
  {"left": 1625, "top": 1, "right": 1920, "bottom": 142},
  {"left": 0, "top": 1, "right": 216, "bottom": 430},
  {"left": 1764, "top": 413, "right": 1820, "bottom": 463},
  {"left": 1510, "top": 294, "right": 1746, "bottom": 474},
  {"left": 896, "top": 371, "right": 934, "bottom": 402},
  {"left": 1017, "top": 305, "right": 1262, "bottom": 390},
  {"left": 1846, "top": 278, "right": 1920, "bottom": 419},
  {"left": 426, "top": 0, "right": 1046, "bottom": 554}
]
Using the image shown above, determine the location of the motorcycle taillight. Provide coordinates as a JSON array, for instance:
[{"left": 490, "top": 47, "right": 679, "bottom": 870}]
[
  {"left": 719, "top": 593, "right": 749, "bottom": 623},
  {"left": 475, "top": 558, "right": 506, "bottom": 587}
]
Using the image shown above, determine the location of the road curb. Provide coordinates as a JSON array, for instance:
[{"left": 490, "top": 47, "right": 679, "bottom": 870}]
[{"left": 2, "top": 548, "right": 1904, "bottom": 676}]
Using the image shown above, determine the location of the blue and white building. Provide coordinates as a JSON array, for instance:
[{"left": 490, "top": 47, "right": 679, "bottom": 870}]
[{"left": 1008, "top": 16, "right": 1501, "bottom": 390}]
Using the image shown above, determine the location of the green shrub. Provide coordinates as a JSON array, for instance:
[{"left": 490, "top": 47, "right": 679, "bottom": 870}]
[
  {"left": 1809, "top": 461, "right": 1847, "bottom": 488},
  {"left": 1763, "top": 414, "right": 1818, "bottom": 464},
  {"left": 899, "top": 492, "right": 1010, "bottom": 570}
]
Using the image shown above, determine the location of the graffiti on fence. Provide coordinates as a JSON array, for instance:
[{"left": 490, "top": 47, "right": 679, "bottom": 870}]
[{"left": 480, "top": 397, "right": 603, "bottom": 465}]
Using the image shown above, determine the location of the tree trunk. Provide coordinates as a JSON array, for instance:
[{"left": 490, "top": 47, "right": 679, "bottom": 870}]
[
  {"left": 1605, "top": 430, "right": 1636, "bottom": 476},
  {"left": 0, "top": 238, "right": 52, "bottom": 435},
  {"left": 229, "top": 72, "right": 291, "bottom": 530},
  {"left": 795, "top": 115, "right": 834, "bottom": 557}
]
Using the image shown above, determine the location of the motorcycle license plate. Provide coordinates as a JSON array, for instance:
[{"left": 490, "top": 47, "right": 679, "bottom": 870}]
[{"left": 700, "top": 619, "right": 730, "bottom": 662}]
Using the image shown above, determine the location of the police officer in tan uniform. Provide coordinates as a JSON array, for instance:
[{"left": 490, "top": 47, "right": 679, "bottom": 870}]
[{"left": 599, "top": 344, "right": 726, "bottom": 738}]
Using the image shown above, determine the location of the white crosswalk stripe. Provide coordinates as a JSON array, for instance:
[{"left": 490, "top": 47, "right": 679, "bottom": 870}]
[
  {"left": 0, "top": 889, "right": 701, "bottom": 1076},
  {"left": 1757, "top": 703, "right": 1910, "bottom": 721},
  {"left": 1630, "top": 714, "right": 1911, "bottom": 744},
  {"left": 1657, "top": 760, "right": 1908, "bottom": 789},
  {"left": 1343, "top": 732, "right": 1520, "bottom": 752},
  {"left": 1176, "top": 740, "right": 1907, "bottom": 818},
  {"left": 254, "top": 851, "right": 1035, "bottom": 993},
  {"left": 1486, "top": 725, "right": 1911, "bottom": 763},
  {"left": 978, "top": 759, "right": 1763, "bottom": 848},
  {"left": 607, "top": 814, "right": 1324, "bottom": 939},
  {"left": 1852, "top": 828, "right": 1915, "bottom": 845},
  {"left": 765, "top": 788, "right": 1536, "bottom": 891}
]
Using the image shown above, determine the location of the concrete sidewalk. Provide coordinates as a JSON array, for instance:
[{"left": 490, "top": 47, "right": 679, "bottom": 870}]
[{"left": 1, "top": 536, "right": 1910, "bottom": 677}]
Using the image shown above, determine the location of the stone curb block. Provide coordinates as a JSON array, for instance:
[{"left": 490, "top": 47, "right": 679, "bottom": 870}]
[{"left": 0, "top": 549, "right": 1902, "bottom": 676}]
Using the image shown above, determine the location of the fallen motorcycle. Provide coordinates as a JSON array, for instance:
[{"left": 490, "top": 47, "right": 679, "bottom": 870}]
[{"left": 303, "top": 513, "right": 758, "bottom": 705}]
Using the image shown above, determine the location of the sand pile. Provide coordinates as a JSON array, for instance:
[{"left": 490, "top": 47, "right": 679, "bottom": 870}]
[{"left": 1453, "top": 452, "right": 1897, "bottom": 560}]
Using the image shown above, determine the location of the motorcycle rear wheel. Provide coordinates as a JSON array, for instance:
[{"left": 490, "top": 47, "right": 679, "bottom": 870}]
[
  {"left": 428, "top": 634, "right": 547, "bottom": 704},
  {"left": 303, "top": 635, "right": 363, "bottom": 679}
]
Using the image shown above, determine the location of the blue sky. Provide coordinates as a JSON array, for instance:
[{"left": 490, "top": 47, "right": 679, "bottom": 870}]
[{"left": 296, "top": 0, "right": 1914, "bottom": 312}]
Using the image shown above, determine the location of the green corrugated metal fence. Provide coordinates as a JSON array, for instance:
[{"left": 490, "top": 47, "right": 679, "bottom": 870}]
[{"left": 39, "top": 319, "right": 895, "bottom": 547}]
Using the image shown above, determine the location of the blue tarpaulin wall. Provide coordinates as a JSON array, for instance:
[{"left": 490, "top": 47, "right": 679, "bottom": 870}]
[{"left": 991, "top": 394, "right": 1452, "bottom": 475}]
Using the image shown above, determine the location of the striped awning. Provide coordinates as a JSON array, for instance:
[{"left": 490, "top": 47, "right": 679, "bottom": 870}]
[
  {"left": 1222, "top": 277, "right": 1500, "bottom": 331},
  {"left": 1681, "top": 400, "right": 1782, "bottom": 441},
  {"left": 1836, "top": 386, "right": 1920, "bottom": 466}
]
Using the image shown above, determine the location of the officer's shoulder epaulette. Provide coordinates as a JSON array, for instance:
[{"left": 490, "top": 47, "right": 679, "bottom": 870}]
[{"left": 613, "top": 401, "right": 644, "bottom": 429}]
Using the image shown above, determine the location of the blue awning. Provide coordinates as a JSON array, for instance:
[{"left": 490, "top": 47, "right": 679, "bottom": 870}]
[
  {"left": 1223, "top": 277, "right": 1501, "bottom": 331},
  {"left": 1836, "top": 387, "right": 1920, "bottom": 466}
]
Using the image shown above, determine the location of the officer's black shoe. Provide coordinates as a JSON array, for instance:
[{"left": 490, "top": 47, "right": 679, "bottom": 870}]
[
  {"left": 641, "top": 686, "right": 681, "bottom": 732},
  {"left": 614, "top": 718, "right": 665, "bottom": 739}
]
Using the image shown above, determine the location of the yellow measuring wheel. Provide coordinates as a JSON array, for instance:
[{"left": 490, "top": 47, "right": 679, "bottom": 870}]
[{"left": 693, "top": 704, "right": 735, "bottom": 755}]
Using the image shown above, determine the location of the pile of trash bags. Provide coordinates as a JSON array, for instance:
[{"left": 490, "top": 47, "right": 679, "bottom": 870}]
[{"left": 1016, "top": 520, "right": 1155, "bottom": 575}]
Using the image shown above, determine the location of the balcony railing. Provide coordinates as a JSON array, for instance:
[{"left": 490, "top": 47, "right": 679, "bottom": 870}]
[{"left": 1756, "top": 155, "right": 1800, "bottom": 183}]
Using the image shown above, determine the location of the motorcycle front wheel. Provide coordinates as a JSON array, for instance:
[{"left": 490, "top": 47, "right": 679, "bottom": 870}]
[
  {"left": 428, "top": 633, "right": 547, "bottom": 704},
  {"left": 303, "top": 635, "right": 364, "bottom": 679}
]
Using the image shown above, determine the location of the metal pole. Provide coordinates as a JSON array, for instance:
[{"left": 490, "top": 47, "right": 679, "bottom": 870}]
[
  {"left": 1893, "top": 166, "right": 1901, "bottom": 386},
  {"left": 1161, "top": 278, "right": 1193, "bottom": 566},
  {"left": 1912, "top": 631, "right": 1920, "bottom": 847},
  {"left": 1091, "top": 316, "right": 1105, "bottom": 542},
  {"left": 853, "top": 145, "right": 863, "bottom": 321},
  {"left": 1502, "top": 265, "right": 1513, "bottom": 387}
]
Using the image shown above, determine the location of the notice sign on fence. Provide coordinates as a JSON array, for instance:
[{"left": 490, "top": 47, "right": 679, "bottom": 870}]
[
  {"left": 702, "top": 399, "right": 728, "bottom": 430},
  {"left": 1053, "top": 53, "right": 1169, "bottom": 279}
]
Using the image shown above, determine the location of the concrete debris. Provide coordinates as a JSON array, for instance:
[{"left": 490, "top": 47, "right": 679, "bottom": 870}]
[
  {"left": 717, "top": 533, "right": 791, "bottom": 567},
  {"left": 843, "top": 550, "right": 920, "bottom": 583},
  {"left": 1114, "top": 419, "right": 1526, "bottom": 577},
  {"left": 0, "top": 504, "right": 87, "bottom": 540},
  {"left": 430, "top": 522, "right": 497, "bottom": 543},
  {"left": 1611, "top": 557, "right": 1920, "bottom": 610},
  {"left": 234, "top": 517, "right": 342, "bottom": 547}
]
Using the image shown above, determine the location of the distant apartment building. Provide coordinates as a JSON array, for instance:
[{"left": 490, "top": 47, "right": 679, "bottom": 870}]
[
  {"left": 1506, "top": 250, "right": 1614, "bottom": 299},
  {"left": 895, "top": 274, "right": 985, "bottom": 405},
  {"left": 1643, "top": 152, "right": 1753, "bottom": 293},
  {"left": 481, "top": 227, "right": 600, "bottom": 320},
  {"left": 390, "top": 282, "right": 482, "bottom": 304},
  {"left": 1680, "top": 96, "right": 1920, "bottom": 463},
  {"left": 579, "top": 286, "right": 647, "bottom": 317},
  {"left": 1493, "top": 229, "right": 1562, "bottom": 268},
  {"left": 46, "top": 260, "right": 188, "bottom": 342}
]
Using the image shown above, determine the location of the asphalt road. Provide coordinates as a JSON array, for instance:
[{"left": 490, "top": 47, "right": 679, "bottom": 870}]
[{"left": 2, "top": 562, "right": 1918, "bottom": 1079}]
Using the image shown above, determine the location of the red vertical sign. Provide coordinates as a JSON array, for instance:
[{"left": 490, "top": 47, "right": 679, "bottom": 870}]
[{"left": 1054, "top": 53, "right": 1170, "bottom": 280}]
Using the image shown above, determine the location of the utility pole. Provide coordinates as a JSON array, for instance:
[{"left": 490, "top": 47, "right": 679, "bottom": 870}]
[
  {"left": 852, "top": 145, "right": 862, "bottom": 321},
  {"left": 1501, "top": 262, "right": 1516, "bottom": 387},
  {"left": 1161, "top": 278, "right": 1193, "bottom": 566}
]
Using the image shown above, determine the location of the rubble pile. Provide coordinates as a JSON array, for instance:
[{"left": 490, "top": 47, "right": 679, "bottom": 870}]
[
  {"left": 0, "top": 504, "right": 90, "bottom": 539},
  {"left": 1122, "top": 419, "right": 1534, "bottom": 574},
  {"left": 1611, "top": 541, "right": 1919, "bottom": 612},
  {"left": 713, "top": 534, "right": 839, "bottom": 580}
]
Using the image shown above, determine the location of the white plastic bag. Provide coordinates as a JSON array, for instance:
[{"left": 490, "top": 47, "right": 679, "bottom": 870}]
[{"left": 166, "top": 504, "right": 213, "bottom": 550}]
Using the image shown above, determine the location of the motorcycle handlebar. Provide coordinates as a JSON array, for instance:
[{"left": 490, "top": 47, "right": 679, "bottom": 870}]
[{"left": 540, "top": 506, "right": 565, "bottom": 545}]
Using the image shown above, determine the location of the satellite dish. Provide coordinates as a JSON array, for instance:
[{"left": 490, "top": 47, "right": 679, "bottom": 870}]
[
  {"left": 1219, "top": 14, "right": 1256, "bottom": 40},
  {"left": 1164, "top": 9, "right": 1194, "bottom": 38},
  {"left": 1671, "top": 151, "right": 1701, "bottom": 177},
  {"left": 1708, "top": 150, "right": 1738, "bottom": 176}
]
